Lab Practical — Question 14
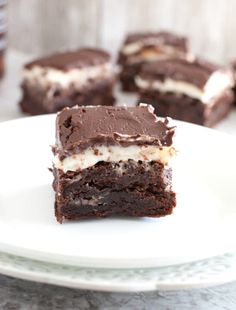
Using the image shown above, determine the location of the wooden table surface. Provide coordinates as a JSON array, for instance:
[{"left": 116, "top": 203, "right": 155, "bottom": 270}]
[{"left": 8, "top": 0, "right": 236, "bottom": 65}]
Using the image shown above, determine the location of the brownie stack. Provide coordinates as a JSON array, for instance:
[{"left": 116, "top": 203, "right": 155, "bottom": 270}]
[
  {"left": 52, "top": 104, "right": 176, "bottom": 223},
  {"left": 136, "top": 58, "right": 234, "bottom": 126},
  {"left": 20, "top": 48, "right": 115, "bottom": 115},
  {"left": 118, "top": 31, "right": 189, "bottom": 92}
]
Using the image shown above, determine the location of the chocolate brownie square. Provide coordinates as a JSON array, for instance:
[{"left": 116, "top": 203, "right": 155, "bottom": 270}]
[
  {"left": 136, "top": 58, "right": 234, "bottom": 126},
  {"left": 118, "top": 31, "right": 190, "bottom": 92},
  {"left": 52, "top": 104, "right": 176, "bottom": 223},
  {"left": 20, "top": 48, "right": 115, "bottom": 115}
]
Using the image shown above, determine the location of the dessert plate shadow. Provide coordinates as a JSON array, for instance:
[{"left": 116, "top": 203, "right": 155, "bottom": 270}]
[{"left": 0, "top": 115, "right": 236, "bottom": 269}]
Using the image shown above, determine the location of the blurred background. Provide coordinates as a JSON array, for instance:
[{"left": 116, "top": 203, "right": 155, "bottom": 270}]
[{"left": 7, "top": 0, "right": 236, "bottom": 63}]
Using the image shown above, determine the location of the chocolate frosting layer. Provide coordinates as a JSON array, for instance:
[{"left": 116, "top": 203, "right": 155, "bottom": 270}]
[
  {"left": 124, "top": 31, "right": 187, "bottom": 50},
  {"left": 25, "top": 48, "right": 110, "bottom": 71},
  {"left": 56, "top": 104, "right": 175, "bottom": 155},
  {"left": 139, "top": 58, "right": 218, "bottom": 89}
]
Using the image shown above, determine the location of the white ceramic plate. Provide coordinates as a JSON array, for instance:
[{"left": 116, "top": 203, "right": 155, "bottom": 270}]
[{"left": 0, "top": 116, "right": 236, "bottom": 268}]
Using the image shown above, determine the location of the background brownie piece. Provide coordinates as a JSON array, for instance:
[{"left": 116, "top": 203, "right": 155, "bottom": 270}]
[
  {"left": 229, "top": 60, "right": 236, "bottom": 104},
  {"left": 118, "top": 31, "right": 190, "bottom": 92},
  {"left": 52, "top": 104, "right": 176, "bottom": 223},
  {"left": 20, "top": 48, "right": 115, "bottom": 115},
  {"left": 136, "top": 58, "right": 234, "bottom": 127}
]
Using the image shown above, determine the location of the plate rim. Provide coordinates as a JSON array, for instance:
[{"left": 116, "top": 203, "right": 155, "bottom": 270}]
[{"left": 0, "top": 250, "right": 235, "bottom": 292}]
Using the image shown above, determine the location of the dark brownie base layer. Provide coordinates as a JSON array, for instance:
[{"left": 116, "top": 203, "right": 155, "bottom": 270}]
[
  {"left": 233, "top": 87, "right": 236, "bottom": 105},
  {"left": 53, "top": 160, "right": 176, "bottom": 223},
  {"left": 138, "top": 90, "right": 234, "bottom": 127},
  {"left": 119, "top": 63, "right": 142, "bottom": 92},
  {"left": 20, "top": 80, "right": 115, "bottom": 115}
]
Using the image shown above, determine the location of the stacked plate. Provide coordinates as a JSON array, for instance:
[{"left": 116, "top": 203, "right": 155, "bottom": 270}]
[{"left": 0, "top": 115, "right": 236, "bottom": 291}]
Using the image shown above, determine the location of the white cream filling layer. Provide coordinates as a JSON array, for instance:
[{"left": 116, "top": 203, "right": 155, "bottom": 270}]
[
  {"left": 122, "top": 38, "right": 174, "bottom": 55},
  {"left": 54, "top": 145, "right": 175, "bottom": 173},
  {"left": 126, "top": 45, "right": 186, "bottom": 64},
  {"left": 136, "top": 70, "right": 234, "bottom": 104},
  {"left": 128, "top": 51, "right": 174, "bottom": 64},
  {"left": 23, "top": 63, "right": 112, "bottom": 89}
]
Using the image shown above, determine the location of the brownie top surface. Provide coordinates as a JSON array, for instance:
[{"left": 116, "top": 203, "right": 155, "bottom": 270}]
[
  {"left": 124, "top": 31, "right": 187, "bottom": 49},
  {"left": 139, "top": 58, "right": 218, "bottom": 89},
  {"left": 25, "top": 48, "right": 110, "bottom": 71},
  {"left": 56, "top": 104, "right": 174, "bottom": 153}
]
